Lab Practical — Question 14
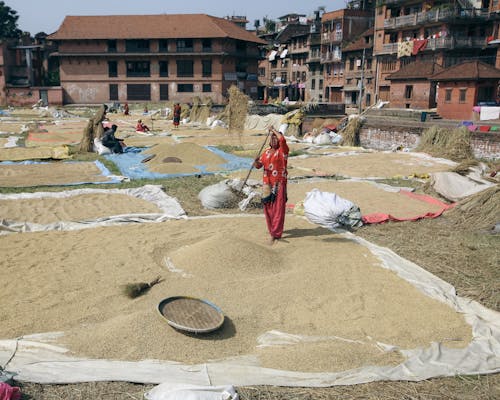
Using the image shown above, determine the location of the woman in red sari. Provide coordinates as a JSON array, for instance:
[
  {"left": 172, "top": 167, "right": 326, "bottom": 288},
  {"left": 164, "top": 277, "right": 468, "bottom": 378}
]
[
  {"left": 173, "top": 103, "right": 181, "bottom": 128},
  {"left": 253, "top": 127, "right": 289, "bottom": 245}
]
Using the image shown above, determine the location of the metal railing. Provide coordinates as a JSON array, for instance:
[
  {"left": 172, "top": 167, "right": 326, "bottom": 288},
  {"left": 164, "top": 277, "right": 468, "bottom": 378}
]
[
  {"left": 378, "top": 35, "right": 489, "bottom": 54},
  {"left": 384, "top": 7, "right": 488, "bottom": 30}
]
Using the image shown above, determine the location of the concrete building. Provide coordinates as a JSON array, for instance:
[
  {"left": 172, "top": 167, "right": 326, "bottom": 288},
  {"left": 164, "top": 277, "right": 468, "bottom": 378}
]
[{"left": 48, "top": 14, "right": 266, "bottom": 104}]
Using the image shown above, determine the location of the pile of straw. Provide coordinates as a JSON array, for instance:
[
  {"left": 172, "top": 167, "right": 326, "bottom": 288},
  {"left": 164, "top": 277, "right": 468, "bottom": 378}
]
[
  {"left": 224, "top": 85, "right": 249, "bottom": 133},
  {"left": 79, "top": 105, "right": 106, "bottom": 153},
  {"left": 452, "top": 159, "right": 479, "bottom": 176},
  {"left": 416, "top": 126, "right": 473, "bottom": 162},
  {"left": 340, "top": 116, "right": 363, "bottom": 146},
  {"left": 445, "top": 185, "right": 499, "bottom": 231}
]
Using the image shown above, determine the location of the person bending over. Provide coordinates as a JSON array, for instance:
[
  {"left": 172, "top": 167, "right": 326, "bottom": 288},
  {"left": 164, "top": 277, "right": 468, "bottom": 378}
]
[{"left": 102, "top": 124, "right": 125, "bottom": 154}]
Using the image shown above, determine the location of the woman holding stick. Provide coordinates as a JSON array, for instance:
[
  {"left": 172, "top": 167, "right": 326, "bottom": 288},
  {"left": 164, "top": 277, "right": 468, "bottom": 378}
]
[{"left": 253, "top": 127, "right": 289, "bottom": 245}]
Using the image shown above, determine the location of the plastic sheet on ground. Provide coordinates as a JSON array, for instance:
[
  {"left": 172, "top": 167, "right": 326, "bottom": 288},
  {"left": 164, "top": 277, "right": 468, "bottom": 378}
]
[
  {"left": 431, "top": 170, "right": 496, "bottom": 202},
  {"left": 0, "top": 227, "right": 498, "bottom": 386},
  {"left": 0, "top": 185, "right": 186, "bottom": 234},
  {"left": 362, "top": 190, "right": 454, "bottom": 224},
  {"left": 107, "top": 146, "right": 252, "bottom": 179}
]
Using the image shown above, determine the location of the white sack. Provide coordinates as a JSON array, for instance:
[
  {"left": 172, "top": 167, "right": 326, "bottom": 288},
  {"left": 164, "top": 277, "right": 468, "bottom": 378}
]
[
  {"left": 198, "top": 180, "right": 238, "bottom": 209},
  {"left": 313, "top": 132, "right": 332, "bottom": 145},
  {"left": 145, "top": 383, "right": 239, "bottom": 400},
  {"left": 93, "top": 138, "right": 111, "bottom": 155},
  {"left": 303, "top": 189, "right": 362, "bottom": 230}
]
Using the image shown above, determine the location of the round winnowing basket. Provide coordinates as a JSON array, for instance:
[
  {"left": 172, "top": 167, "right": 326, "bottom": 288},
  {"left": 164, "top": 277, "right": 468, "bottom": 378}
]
[{"left": 157, "top": 296, "right": 224, "bottom": 333}]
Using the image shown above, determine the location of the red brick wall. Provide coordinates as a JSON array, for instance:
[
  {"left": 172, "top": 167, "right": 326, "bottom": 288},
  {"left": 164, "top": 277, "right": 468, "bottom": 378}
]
[
  {"left": 436, "top": 81, "right": 477, "bottom": 120},
  {"left": 6, "top": 87, "right": 63, "bottom": 106},
  {"left": 390, "top": 80, "right": 432, "bottom": 109}
]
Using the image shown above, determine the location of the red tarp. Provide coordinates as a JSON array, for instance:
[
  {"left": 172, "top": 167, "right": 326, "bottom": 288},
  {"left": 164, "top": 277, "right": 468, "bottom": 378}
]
[{"left": 361, "top": 190, "right": 455, "bottom": 224}]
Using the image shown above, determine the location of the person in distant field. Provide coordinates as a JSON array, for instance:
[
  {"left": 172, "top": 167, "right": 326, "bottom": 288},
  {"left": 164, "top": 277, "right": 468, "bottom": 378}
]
[
  {"left": 143, "top": 106, "right": 148, "bottom": 115},
  {"left": 173, "top": 103, "right": 181, "bottom": 129},
  {"left": 123, "top": 102, "right": 129, "bottom": 116},
  {"left": 102, "top": 124, "right": 125, "bottom": 154},
  {"left": 136, "top": 119, "right": 150, "bottom": 133},
  {"left": 253, "top": 127, "right": 289, "bottom": 245}
]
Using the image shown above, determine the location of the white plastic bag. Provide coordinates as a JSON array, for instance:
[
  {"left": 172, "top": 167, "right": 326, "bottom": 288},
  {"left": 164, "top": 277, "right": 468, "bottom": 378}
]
[
  {"left": 198, "top": 180, "right": 238, "bottom": 209},
  {"left": 145, "top": 383, "right": 239, "bottom": 400},
  {"left": 93, "top": 138, "right": 111, "bottom": 155},
  {"left": 303, "top": 189, "right": 362, "bottom": 230}
]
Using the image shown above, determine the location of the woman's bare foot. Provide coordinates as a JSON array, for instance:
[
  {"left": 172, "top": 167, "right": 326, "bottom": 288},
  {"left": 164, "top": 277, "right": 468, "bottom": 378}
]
[{"left": 268, "top": 237, "right": 278, "bottom": 245}]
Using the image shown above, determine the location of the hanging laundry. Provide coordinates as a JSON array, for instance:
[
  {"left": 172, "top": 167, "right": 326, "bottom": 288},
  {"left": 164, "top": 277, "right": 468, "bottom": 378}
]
[
  {"left": 412, "top": 39, "right": 428, "bottom": 55},
  {"left": 397, "top": 41, "right": 413, "bottom": 58}
]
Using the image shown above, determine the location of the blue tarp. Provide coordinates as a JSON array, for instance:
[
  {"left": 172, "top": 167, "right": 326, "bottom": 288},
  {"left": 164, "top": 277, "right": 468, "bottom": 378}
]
[{"left": 106, "top": 146, "right": 253, "bottom": 180}]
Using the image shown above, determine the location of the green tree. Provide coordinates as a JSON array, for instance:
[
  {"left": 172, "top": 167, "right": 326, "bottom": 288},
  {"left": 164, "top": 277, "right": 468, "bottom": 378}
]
[{"left": 0, "top": 1, "right": 22, "bottom": 39}]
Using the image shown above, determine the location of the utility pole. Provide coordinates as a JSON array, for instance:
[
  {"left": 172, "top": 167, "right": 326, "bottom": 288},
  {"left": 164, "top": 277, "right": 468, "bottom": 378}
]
[{"left": 358, "top": 47, "right": 365, "bottom": 114}]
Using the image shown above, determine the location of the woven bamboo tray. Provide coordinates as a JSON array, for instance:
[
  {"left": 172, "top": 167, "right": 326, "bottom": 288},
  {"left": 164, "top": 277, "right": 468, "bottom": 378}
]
[{"left": 158, "top": 296, "right": 225, "bottom": 333}]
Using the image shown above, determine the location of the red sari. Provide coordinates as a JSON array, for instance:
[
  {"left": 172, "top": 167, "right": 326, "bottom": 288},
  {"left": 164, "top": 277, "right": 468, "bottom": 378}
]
[{"left": 255, "top": 134, "right": 289, "bottom": 239}]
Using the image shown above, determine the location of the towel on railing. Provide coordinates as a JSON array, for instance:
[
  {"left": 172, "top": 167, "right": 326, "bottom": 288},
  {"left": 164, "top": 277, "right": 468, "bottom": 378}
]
[
  {"left": 397, "top": 41, "right": 413, "bottom": 58},
  {"left": 412, "top": 39, "right": 428, "bottom": 55}
]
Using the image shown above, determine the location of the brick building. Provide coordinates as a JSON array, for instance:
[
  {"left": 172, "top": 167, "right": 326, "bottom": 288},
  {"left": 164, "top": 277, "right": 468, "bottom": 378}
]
[
  {"left": 430, "top": 60, "right": 500, "bottom": 120},
  {"left": 373, "top": 0, "right": 498, "bottom": 105},
  {"left": 321, "top": 8, "right": 373, "bottom": 105},
  {"left": 386, "top": 60, "right": 443, "bottom": 109},
  {"left": 48, "top": 14, "right": 266, "bottom": 104}
]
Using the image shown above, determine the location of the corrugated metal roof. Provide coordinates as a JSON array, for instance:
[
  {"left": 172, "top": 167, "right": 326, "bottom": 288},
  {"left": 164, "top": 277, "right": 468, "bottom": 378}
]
[{"left": 48, "top": 14, "right": 266, "bottom": 44}]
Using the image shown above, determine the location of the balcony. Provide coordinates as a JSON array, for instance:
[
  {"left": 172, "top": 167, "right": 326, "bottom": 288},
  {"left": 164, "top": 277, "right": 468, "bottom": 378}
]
[
  {"left": 384, "top": 7, "right": 491, "bottom": 30},
  {"left": 307, "top": 51, "right": 321, "bottom": 63},
  {"left": 321, "top": 31, "right": 343, "bottom": 44},
  {"left": 378, "top": 35, "right": 490, "bottom": 54},
  {"left": 321, "top": 52, "right": 342, "bottom": 63}
]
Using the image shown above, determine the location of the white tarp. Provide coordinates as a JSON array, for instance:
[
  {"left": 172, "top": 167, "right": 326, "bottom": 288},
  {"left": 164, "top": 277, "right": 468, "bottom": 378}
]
[
  {"left": 0, "top": 185, "right": 186, "bottom": 234},
  {"left": 479, "top": 106, "right": 500, "bottom": 120},
  {"left": 1, "top": 229, "right": 499, "bottom": 386},
  {"left": 431, "top": 170, "right": 496, "bottom": 202}
]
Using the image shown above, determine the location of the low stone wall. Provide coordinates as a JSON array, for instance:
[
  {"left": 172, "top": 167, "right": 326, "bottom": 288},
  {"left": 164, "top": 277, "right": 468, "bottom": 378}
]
[{"left": 359, "top": 125, "right": 500, "bottom": 160}]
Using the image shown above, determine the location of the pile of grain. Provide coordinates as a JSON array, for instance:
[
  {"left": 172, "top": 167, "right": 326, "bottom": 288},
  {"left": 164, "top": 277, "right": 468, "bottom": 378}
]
[{"left": 143, "top": 142, "right": 226, "bottom": 174}]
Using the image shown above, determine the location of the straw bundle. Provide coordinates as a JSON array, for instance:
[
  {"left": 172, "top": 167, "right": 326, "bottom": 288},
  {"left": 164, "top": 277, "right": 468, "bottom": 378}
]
[
  {"left": 79, "top": 105, "right": 107, "bottom": 153},
  {"left": 340, "top": 116, "right": 363, "bottom": 146},
  {"left": 445, "top": 185, "right": 500, "bottom": 231},
  {"left": 226, "top": 85, "right": 249, "bottom": 133},
  {"left": 417, "top": 126, "right": 474, "bottom": 162},
  {"left": 122, "top": 276, "right": 163, "bottom": 299},
  {"left": 452, "top": 159, "right": 479, "bottom": 176},
  {"left": 189, "top": 97, "right": 202, "bottom": 122}
]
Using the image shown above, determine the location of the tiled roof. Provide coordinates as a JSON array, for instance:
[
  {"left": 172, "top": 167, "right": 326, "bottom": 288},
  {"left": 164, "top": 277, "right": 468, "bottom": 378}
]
[
  {"left": 48, "top": 14, "right": 266, "bottom": 44},
  {"left": 429, "top": 60, "right": 500, "bottom": 81},
  {"left": 387, "top": 60, "right": 444, "bottom": 80},
  {"left": 275, "top": 24, "right": 311, "bottom": 43},
  {"left": 343, "top": 27, "right": 374, "bottom": 52}
]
